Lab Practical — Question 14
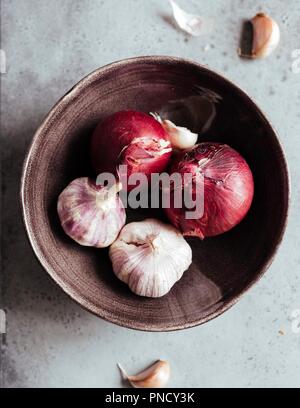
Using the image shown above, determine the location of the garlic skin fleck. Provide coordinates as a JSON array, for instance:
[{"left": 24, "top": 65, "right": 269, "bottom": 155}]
[
  {"left": 169, "top": 0, "right": 211, "bottom": 37},
  {"left": 57, "top": 178, "right": 125, "bottom": 248},
  {"left": 109, "top": 219, "right": 192, "bottom": 298},
  {"left": 118, "top": 360, "right": 170, "bottom": 388},
  {"left": 240, "top": 13, "right": 280, "bottom": 59},
  {"left": 151, "top": 112, "right": 198, "bottom": 150}
]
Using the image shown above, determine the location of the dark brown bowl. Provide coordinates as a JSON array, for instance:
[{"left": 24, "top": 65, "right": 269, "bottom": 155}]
[{"left": 20, "top": 56, "right": 289, "bottom": 331}]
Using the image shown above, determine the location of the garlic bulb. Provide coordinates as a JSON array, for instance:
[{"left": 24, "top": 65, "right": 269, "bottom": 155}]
[
  {"left": 57, "top": 178, "right": 125, "bottom": 248},
  {"left": 118, "top": 360, "right": 170, "bottom": 388},
  {"left": 151, "top": 112, "right": 198, "bottom": 150},
  {"left": 240, "top": 13, "right": 280, "bottom": 59},
  {"left": 109, "top": 219, "right": 192, "bottom": 297}
]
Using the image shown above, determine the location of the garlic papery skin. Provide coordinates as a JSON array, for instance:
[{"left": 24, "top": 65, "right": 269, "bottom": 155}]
[
  {"left": 151, "top": 113, "right": 198, "bottom": 150},
  {"left": 57, "top": 178, "right": 126, "bottom": 248},
  {"left": 118, "top": 360, "right": 170, "bottom": 388},
  {"left": 109, "top": 219, "right": 192, "bottom": 298},
  {"left": 240, "top": 13, "right": 280, "bottom": 59},
  {"left": 169, "top": 0, "right": 211, "bottom": 37}
]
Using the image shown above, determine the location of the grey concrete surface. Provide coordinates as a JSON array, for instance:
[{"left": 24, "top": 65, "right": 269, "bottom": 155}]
[{"left": 1, "top": 0, "right": 300, "bottom": 388}]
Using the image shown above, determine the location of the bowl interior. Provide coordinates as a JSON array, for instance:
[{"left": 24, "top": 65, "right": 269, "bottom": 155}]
[{"left": 21, "top": 57, "right": 289, "bottom": 331}]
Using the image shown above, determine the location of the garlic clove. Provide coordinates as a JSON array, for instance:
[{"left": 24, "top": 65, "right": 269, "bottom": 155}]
[
  {"left": 239, "top": 13, "right": 280, "bottom": 59},
  {"left": 57, "top": 178, "right": 126, "bottom": 248},
  {"left": 118, "top": 360, "right": 170, "bottom": 388},
  {"left": 169, "top": 0, "right": 211, "bottom": 37},
  {"left": 109, "top": 219, "right": 192, "bottom": 298},
  {"left": 251, "top": 13, "right": 280, "bottom": 58},
  {"left": 160, "top": 119, "right": 198, "bottom": 150},
  {"left": 151, "top": 112, "right": 198, "bottom": 150}
]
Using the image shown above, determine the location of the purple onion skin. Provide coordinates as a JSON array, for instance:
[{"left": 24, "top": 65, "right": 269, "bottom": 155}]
[
  {"left": 90, "top": 111, "right": 172, "bottom": 192},
  {"left": 164, "top": 143, "right": 254, "bottom": 239}
]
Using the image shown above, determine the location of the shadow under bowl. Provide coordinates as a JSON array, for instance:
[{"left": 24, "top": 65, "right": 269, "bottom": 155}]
[{"left": 20, "top": 56, "right": 289, "bottom": 331}]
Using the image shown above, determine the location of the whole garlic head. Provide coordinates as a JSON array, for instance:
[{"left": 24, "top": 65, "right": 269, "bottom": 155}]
[
  {"left": 109, "top": 219, "right": 192, "bottom": 297},
  {"left": 57, "top": 178, "right": 126, "bottom": 248}
]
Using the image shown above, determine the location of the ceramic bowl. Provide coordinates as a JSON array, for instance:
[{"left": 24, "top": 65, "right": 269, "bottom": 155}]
[{"left": 21, "top": 56, "right": 289, "bottom": 331}]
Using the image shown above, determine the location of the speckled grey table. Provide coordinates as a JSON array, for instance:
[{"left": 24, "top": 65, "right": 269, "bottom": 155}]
[{"left": 1, "top": 0, "right": 300, "bottom": 388}]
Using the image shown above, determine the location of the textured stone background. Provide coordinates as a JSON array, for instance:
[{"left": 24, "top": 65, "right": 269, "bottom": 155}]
[{"left": 1, "top": 0, "right": 300, "bottom": 388}]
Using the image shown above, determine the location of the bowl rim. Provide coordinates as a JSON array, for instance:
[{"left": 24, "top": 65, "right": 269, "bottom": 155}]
[{"left": 20, "top": 55, "right": 290, "bottom": 332}]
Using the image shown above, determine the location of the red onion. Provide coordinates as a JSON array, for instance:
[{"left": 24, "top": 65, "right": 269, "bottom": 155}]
[
  {"left": 90, "top": 111, "right": 172, "bottom": 191},
  {"left": 164, "top": 143, "right": 254, "bottom": 238}
]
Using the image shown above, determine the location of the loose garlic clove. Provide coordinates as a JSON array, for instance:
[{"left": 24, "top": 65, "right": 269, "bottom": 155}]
[
  {"left": 57, "top": 178, "right": 126, "bottom": 248},
  {"left": 251, "top": 13, "right": 280, "bottom": 58},
  {"left": 169, "top": 0, "right": 211, "bottom": 37},
  {"left": 109, "top": 219, "right": 192, "bottom": 298},
  {"left": 240, "top": 13, "right": 280, "bottom": 59},
  {"left": 151, "top": 112, "right": 198, "bottom": 150},
  {"left": 118, "top": 360, "right": 170, "bottom": 388}
]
